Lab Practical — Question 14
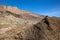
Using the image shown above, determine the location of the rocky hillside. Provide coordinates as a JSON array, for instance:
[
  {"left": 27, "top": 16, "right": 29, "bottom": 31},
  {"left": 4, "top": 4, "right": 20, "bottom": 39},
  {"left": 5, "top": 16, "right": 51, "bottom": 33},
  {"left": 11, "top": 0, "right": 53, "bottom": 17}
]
[{"left": 0, "top": 6, "right": 60, "bottom": 40}]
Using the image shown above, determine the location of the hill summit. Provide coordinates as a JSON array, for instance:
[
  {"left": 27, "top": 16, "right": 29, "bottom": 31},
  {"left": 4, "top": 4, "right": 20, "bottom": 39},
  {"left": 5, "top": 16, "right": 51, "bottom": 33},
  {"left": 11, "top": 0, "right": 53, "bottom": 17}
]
[{"left": 0, "top": 6, "right": 32, "bottom": 14}]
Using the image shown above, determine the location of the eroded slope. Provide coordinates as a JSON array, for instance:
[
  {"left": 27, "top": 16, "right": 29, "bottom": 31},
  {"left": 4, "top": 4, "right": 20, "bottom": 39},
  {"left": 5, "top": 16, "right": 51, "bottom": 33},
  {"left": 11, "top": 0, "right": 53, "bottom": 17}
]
[{"left": 0, "top": 6, "right": 60, "bottom": 40}]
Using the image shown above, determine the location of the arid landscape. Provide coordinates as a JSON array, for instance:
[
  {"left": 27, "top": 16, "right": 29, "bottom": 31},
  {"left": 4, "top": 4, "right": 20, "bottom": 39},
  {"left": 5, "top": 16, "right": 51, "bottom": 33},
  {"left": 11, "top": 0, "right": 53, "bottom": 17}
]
[{"left": 0, "top": 6, "right": 60, "bottom": 40}]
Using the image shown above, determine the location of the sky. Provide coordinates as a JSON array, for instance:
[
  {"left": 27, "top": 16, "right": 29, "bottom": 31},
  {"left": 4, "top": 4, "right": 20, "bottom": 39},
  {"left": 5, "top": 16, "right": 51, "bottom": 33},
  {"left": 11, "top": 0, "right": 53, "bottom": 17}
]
[{"left": 0, "top": 0, "right": 60, "bottom": 17}]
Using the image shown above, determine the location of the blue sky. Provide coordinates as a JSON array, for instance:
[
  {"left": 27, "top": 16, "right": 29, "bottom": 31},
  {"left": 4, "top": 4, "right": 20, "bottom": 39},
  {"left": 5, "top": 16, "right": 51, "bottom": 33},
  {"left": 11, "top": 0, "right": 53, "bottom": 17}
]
[{"left": 0, "top": 0, "right": 60, "bottom": 17}]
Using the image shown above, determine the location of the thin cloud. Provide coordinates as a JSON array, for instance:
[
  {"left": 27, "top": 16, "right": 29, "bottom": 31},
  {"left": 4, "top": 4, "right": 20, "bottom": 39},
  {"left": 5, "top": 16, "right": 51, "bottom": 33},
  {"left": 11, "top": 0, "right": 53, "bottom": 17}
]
[{"left": 41, "top": 10, "right": 60, "bottom": 17}]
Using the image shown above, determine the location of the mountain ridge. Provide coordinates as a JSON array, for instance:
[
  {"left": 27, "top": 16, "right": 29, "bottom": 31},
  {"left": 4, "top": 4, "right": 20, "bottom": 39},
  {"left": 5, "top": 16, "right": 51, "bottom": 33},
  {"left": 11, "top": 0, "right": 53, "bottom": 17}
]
[{"left": 0, "top": 6, "right": 60, "bottom": 40}]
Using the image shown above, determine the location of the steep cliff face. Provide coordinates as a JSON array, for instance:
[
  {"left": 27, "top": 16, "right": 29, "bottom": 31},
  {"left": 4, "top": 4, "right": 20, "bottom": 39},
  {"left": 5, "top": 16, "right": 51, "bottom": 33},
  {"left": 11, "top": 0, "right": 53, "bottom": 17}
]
[{"left": 0, "top": 6, "right": 60, "bottom": 40}]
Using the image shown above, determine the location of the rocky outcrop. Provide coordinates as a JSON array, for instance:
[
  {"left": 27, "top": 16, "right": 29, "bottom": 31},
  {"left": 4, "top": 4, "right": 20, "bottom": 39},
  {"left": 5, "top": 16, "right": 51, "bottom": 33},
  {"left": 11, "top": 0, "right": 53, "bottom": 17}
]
[
  {"left": 34, "top": 16, "right": 60, "bottom": 40},
  {"left": 0, "top": 6, "right": 60, "bottom": 40}
]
